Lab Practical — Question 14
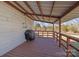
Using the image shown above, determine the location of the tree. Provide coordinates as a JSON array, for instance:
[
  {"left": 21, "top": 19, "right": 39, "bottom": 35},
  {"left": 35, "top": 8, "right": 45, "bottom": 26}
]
[
  {"left": 70, "top": 24, "right": 79, "bottom": 33},
  {"left": 47, "top": 26, "right": 53, "bottom": 31},
  {"left": 35, "top": 23, "right": 41, "bottom": 30},
  {"left": 54, "top": 26, "right": 59, "bottom": 32},
  {"left": 62, "top": 25, "right": 69, "bottom": 32},
  {"left": 42, "top": 25, "right": 47, "bottom": 31},
  {"left": 61, "top": 24, "right": 79, "bottom": 33}
]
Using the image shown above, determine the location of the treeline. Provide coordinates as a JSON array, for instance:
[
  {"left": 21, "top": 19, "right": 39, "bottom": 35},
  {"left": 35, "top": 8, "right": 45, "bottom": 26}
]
[{"left": 32, "top": 23, "right": 79, "bottom": 33}]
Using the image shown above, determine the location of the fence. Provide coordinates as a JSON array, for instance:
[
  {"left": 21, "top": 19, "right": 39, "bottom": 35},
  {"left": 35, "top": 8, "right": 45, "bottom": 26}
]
[{"left": 34, "top": 30, "right": 79, "bottom": 57}]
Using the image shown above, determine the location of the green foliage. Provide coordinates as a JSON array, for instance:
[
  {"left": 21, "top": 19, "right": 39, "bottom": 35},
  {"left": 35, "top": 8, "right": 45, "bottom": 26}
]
[
  {"left": 32, "top": 23, "right": 41, "bottom": 30},
  {"left": 32, "top": 22, "right": 79, "bottom": 33},
  {"left": 61, "top": 24, "right": 79, "bottom": 33},
  {"left": 62, "top": 25, "right": 69, "bottom": 32},
  {"left": 47, "top": 26, "right": 53, "bottom": 31},
  {"left": 35, "top": 23, "right": 41, "bottom": 28},
  {"left": 54, "top": 26, "right": 59, "bottom": 31},
  {"left": 42, "top": 25, "right": 47, "bottom": 31},
  {"left": 70, "top": 25, "right": 79, "bottom": 33}
]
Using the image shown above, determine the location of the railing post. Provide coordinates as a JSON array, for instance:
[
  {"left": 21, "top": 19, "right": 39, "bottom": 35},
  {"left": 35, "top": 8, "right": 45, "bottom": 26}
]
[
  {"left": 42, "top": 31, "right": 44, "bottom": 37},
  {"left": 38, "top": 30, "right": 39, "bottom": 37},
  {"left": 66, "top": 37, "right": 71, "bottom": 57},
  {"left": 42, "top": 31, "right": 43, "bottom": 37},
  {"left": 56, "top": 33, "right": 58, "bottom": 41},
  {"left": 47, "top": 31, "right": 48, "bottom": 37},
  {"left": 53, "top": 23, "right": 55, "bottom": 39},
  {"left": 59, "top": 19, "right": 61, "bottom": 47}
]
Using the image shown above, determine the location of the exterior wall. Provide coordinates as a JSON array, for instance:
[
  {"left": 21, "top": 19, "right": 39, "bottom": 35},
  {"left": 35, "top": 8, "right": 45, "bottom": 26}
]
[{"left": 0, "top": 2, "right": 33, "bottom": 56}]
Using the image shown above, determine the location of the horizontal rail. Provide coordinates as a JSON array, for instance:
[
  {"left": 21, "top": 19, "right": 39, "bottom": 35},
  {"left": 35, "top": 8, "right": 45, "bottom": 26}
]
[
  {"left": 61, "top": 39, "right": 67, "bottom": 43},
  {"left": 34, "top": 30, "right": 79, "bottom": 57},
  {"left": 70, "top": 44, "right": 79, "bottom": 52},
  {"left": 54, "top": 31, "right": 79, "bottom": 42},
  {"left": 61, "top": 43, "right": 67, "bottom": 49},
  {"left": 70, "top": 52, "right": 76, "bottom": 57},
  {"left": 34, "top": 30, "right": 53, "bottom": 38},
  {"left": 54, "top": 31, "right": 79, "bottom": 57}
]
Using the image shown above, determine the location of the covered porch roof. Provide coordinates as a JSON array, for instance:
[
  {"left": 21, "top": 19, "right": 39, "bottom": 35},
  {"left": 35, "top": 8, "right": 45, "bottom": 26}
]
[
  {"left": 4, "top": 1, "right": 79, "bottom": 24},
  {"left": 1, "top": 1, "right": 79, "bottom": 57}
]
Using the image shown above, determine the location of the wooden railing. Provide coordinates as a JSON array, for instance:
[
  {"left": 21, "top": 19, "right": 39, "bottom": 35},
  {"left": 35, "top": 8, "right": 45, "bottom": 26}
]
[
  {"left": 34, "top": 30, "right": 79, "bottom": 57},
  {"left": 54, "top": 31, "right": 79, "bottom": 57},
  {"left": 34, "top": 30, "right": 53, "bottom": 38}
]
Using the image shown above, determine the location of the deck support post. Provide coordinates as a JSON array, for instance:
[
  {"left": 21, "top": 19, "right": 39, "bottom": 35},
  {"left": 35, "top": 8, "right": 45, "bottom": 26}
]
[{"left": 59, "top": 19, "right": 61, "bottom": 47}]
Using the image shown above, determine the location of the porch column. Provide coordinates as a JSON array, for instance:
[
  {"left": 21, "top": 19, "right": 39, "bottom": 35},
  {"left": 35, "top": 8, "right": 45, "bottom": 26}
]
[{"left": 59, "top": 19, "right": 61, "bottom": 47}]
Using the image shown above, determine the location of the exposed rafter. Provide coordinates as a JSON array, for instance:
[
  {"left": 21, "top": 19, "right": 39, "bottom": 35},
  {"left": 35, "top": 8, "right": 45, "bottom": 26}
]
[
  {"left": 13, "top": 1, "right": 35, "bottom": 20},
  {"left": 4, "top": 1, "right": 24, "bottom": 14},
  {"left": 5, "top": 1, "right": 60, "bottom": 18},
  {"left": 5, "top": 1, "right": 78, "bottom": 24},
  {"left": 53, "top": 19, "right": 59, "bottom": 23},
  {"left": 25, "top": 13, "right": 60, "bottom": 18},
  {"left": 4, "top": 1, "right": 35, "bottom": 20},
  {"left": 36, "top": 1, "right": 45, "bottom": 20},
  {"left": 61, "top": 1, "right": 79, "bottom": 18},
  {"left": 4, "top": 1, "right": 59, "bottom": 24},
  {"left": 49, "top": 1, "right": 55, "bottom": 20},
  {"left": 13, "top": 1, "right": 26, "bottom": 12},
  {"left": 23, "top": 1, "right": 41, "bottom": 20}
]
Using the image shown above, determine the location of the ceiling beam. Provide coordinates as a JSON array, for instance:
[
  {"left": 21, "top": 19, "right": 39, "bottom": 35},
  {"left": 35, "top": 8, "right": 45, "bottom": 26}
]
[
  {"left": 13, "top": 1, "right": 35, "bottom": 20},
  {"left": 49, "top": 1, "right": 55, "bottom": 20},
  {"left": 35, "top": 20, "right": 53, "bottom": 24},
  {"left": 13, "top": 1, "right": 26, "bottom": 12},
  {"left": 5, "top": 1, "right": 60, "bottom": 18},
  {"left": 53, "top": 19, "right": 59, "bottom": 23},
  {"left": 23, "top": 1, "right": 59, "bottom": 19},
  {"left": 4, "top": 1, "right": 25, "bottom": 14},
  {"left": 61, "top": 1, "right": 79, "bottom": 18},
  {"left": 23, "top": 1, "right": 41, "bottom": 20},
  {"left": 36, "top": 1, "right": 45, "bottom": 20},
  {"left": 4, "top": 1, "right": 61, "bottom": 24},
  {"left": 4, "top": 1, "right": 35, "bottom": 20},
  {"left": 25, "top": 13, "right": 60, "bottom": 18}
]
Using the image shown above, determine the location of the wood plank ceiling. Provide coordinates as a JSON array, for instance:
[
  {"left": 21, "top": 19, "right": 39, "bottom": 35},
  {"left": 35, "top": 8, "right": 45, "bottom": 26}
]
[{"left": 4, "top": 1, "right": 79, "bottom": 24}]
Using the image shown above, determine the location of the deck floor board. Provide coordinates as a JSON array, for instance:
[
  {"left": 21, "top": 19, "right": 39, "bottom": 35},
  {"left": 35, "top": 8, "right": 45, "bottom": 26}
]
[{"left": 2, "top": 37, "right": 66, "bottom": 57}]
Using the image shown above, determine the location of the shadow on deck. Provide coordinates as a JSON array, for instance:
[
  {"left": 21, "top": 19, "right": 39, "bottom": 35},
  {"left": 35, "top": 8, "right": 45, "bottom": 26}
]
[{"left": 2, "top": 37, "right": 66, "bottom": 57}]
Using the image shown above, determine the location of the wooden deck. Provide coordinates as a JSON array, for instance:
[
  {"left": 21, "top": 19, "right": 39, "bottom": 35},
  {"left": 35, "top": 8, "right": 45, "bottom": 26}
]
[{"left": 2, "top": 37, "right": 66, "bottom": 57}]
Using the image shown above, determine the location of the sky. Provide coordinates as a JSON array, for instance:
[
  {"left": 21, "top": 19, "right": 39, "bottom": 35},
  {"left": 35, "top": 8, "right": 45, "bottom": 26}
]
[
  {"left": 34, "top": 21, "right": 53, "bottom": 27},
  {"left": 62, "top": 18, "right": 79, "bottom": 25},
  {"left": 34, "top": 18, "right": 79, "bottom": 26}
]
